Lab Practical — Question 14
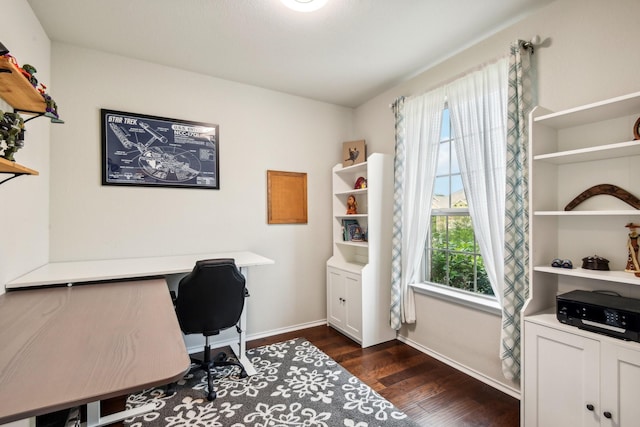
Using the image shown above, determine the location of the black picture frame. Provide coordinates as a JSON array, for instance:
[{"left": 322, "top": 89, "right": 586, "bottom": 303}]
[{"left": 101, "top": 109, "right": 219, "bottom": 189}]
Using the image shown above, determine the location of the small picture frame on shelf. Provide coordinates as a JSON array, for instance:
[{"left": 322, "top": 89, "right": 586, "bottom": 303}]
[
  {"left": 342, "top": 139, "right": 366, "bottom": 167},
  {"left": 348, "top": 223, "right": 365, "bottom": 242},
  {"left": 341, "top": 219, "right": 359, "bottom": 241}
]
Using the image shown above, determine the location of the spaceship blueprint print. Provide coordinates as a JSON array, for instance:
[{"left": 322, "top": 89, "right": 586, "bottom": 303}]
[{"left": 101, "top": 109, "right": 219, "bottom": 189}]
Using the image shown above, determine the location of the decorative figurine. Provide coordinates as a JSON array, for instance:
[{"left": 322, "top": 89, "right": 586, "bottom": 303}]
[
  {"left": 551, "top": 258, "right": 573, "bottom": 269},
  {"left": 42, "top": 93, "right": 60, "bottom": 120},
  {"left": 581, "top": 255, "right": 610, "bottom": 271},
  {"left": 346, "top": 194, "right": 358, "bottom": 214},
  {"left": 354, "top": 176, "right": 367, "bottom": 189},
  {"left": 0, "top": 111, "right": 25, "bottom": 161},
  {"left": 21, "top": 64, "right": 38, "bottom": 87},
  {"left": 625, "top": 223, "right": 640, "bottom": 277}
]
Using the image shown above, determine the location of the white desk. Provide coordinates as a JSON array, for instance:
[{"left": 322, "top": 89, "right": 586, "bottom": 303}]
[
  {"left": 5, "top": 251, "right": 275, "bottom": 377},
  {"left": 6, "top": 251, "right": 274, "bottom": 289}
]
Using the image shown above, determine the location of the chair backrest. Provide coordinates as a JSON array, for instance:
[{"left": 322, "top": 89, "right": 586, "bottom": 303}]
[{"left": 175, "top": 258, "right": 246, "bottom": 336}]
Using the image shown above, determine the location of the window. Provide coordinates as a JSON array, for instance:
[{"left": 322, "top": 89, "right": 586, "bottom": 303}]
[{"left": 423, "top": 109, "right": 495, "bottom": 300}]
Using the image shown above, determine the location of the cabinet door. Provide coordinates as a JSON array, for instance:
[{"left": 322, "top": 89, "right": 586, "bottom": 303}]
[
  {"left": 601, "top": 342, "right": 640, "bottom": 426},
  {"left": 524, "top": 322, "right": 600, "bottom": 427},
  {"left": 343, "top": 271, "right": 362, "bottom": 339},
  {"left": 327, "top": 267, "right": 345, "bottom": 328}
]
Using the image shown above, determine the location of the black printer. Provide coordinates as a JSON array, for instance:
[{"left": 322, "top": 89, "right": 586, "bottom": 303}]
[{"left": 556, "top": 290, "right": 640, "bottom": 342}]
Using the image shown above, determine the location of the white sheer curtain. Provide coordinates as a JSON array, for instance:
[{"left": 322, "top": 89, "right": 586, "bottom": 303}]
[
  {"left": 390, "top": 87, "right": 444, "bottom": 325},
  {"left": 446, "top": 58, "right": 509, "bottom": 303}
]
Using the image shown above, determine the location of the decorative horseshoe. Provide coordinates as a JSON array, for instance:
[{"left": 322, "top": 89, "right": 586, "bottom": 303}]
[{"left": 564, "top": 184, "right": 640, "bottom": 211}]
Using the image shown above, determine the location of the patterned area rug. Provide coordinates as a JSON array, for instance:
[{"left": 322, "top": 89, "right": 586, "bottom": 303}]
[{"left": 125, "top": 337, "right": 419, "bottom": 426}]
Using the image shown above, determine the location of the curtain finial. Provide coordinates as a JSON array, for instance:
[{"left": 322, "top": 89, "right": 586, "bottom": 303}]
[{"left": 519, "top": 35, "right": 541, "bottom": 54}]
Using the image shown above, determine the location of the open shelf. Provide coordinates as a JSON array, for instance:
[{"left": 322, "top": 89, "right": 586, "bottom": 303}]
[
  {"left": 335, "top": 188, "right": 367, "bottom": 197},
  {"left": 533, "top": 140, "right": 640, "bottom": 164},
  {"left": 335, "top": 161, "right": 367, "bottom": 176},
  {"left": 335, "top": 214, "right": 367, "bottom": 220},
  {"left": 0, "top": 55, "right": 63, "bottom": 184},
  {"left": 0, "top": 56, "right": 47, "bottom": 113},
  {"left": 534, "top": 265, "right": 640, "bottom": 286},
  {"left": 0, "top": 157, "right": 38, "bottom": 175},
  {"left": 534, "top": 210, "right": 640, "bottom": 216},
  {"left": 534, "top": 91, "right": 640, "bottom": 128},
  {"left": 336, "top": 240, "right": 368, "bottom": 248}
]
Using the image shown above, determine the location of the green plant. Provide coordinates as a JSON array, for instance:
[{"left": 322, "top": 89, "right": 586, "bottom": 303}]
[{"left": 428, "top": 215, "right": 493, "bottom": 296}]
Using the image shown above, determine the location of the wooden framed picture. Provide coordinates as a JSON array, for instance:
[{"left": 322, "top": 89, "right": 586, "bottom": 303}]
[
  {"left": 342, "top": 139, "right": 366, "bottom": 167},
  {"left": 267, "top": 170, "right": 307, "bottom": 224}
]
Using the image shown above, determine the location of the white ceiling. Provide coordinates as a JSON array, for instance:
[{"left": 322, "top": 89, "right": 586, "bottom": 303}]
[{"left": 26, "top": 0, "right": 554, "bottom": 108}]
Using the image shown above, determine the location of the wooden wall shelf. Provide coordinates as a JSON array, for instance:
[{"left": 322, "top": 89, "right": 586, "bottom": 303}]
[
  {"left": 0, "top": 157, "right": 38, "bottom": 175},
  {"left": 0, "top": 157, "right": 38, "bottom": 184},
  {"left": 0, "top": 56, "right": 46, "bottom": 113}
]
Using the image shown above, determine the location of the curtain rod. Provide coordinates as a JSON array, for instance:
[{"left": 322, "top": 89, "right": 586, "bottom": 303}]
[{"left": 388, "top": 35, "right": 543, "bottom": 109}]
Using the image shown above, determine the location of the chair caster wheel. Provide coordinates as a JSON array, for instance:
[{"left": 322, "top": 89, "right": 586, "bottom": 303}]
[
  {"left": 240, "top": 370, "right": 248, "bottom": 378},
  {"left": 207, "top": 391, "right": 216, "bottom": 401},
  {"left": 165, "top": 382, "right": 176, "bottom": 396}
]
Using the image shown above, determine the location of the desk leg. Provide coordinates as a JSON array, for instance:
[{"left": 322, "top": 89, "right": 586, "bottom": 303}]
[
  {"left": 233, "top": 267, "right": 257, "bottom": 376},
  {"left": 84, "top": 401, "right": 155, "bottom": 427}
]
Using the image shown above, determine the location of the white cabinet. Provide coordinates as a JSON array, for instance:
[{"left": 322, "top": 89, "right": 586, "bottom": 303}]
[
  {"left": 524, "top": 318, "right": 640, "bottom": 426},
  {"left": 524, "top": 321, "right": 600, "bottom": 427},
  {"left": 601, "top": 340, "right": 640, "bottom": 426},
  {"left": 523, "top": 91, "right": 640, "bottom": 426},
  {"left": 327, "top": 266, "right": 362, "bottom": 340},
  {"left": 326, "top": 153, "right": 396, "bottom": 347}
]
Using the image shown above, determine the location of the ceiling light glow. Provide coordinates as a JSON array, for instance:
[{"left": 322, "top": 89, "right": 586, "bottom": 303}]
[{"left": 280, "top": 0, "right": 328, "bottom": 13}]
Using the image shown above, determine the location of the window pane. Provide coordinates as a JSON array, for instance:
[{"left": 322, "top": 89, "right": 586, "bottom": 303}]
[
  {"left": 476, "top": 258, "right": 493, "bottom": 296},
  {"left": 436, "top": 141, "right": 450, "bottom": 175},
  {"left": 450, "top": 174, "right": 465, "bottom": 207},
  {"left": 448, "top": 215, "right": 474, "bottom": 252},
  {"left": 429, "top": 249, "right": 447, "bottom": 285},
  {"left": 430, "top": 216, "right": 447, "bottom": 250},
  {"left": 433, "top": 176, "right": 449, "bottom": 208},
  {"left": 440, "top": 108, "right": 450, "bottom": 141},
  {"left": 424, "top": 107, "right": 496, "bottom": 303},
  {"left": 450, "top": 142, "right": 460, "bottom": 174},
  {"left": 447, "top": 253, "right": 475, "bottom": 291}
]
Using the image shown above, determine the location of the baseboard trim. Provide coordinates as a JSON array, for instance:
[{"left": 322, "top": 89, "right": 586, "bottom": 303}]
[
  {"left": 396, "top": 334, "right": 521, "bottom": 400},
  {"left": 185, "top": 319, "right": 327, "bottom": 354}
]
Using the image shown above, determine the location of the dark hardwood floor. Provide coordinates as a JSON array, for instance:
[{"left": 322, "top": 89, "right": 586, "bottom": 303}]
[{"left": 247, "top": 325, "right": 520, "bottom": 427}]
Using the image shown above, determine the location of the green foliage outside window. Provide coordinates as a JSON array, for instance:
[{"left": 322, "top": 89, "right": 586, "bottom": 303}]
[{"left": 429, "top": 215, "right": 493, "bottom": 296}]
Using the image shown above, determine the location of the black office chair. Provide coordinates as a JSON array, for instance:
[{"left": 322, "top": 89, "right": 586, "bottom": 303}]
[{"left": 173, "top": 258, "right": 248, "bottom": 401}]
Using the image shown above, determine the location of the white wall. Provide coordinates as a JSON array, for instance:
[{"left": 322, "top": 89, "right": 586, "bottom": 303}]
[
  {"left": 0, "top": 0, "right": 51, "bottom": 296},
  {"left": 46, "top": 44, "right": 353, "bottom": 335},
  {"left": 353, "top": 0, "right": 640, "bottom": 394},
  {"left": 9, "top": 0, "right": 640, "bottom": 399}
]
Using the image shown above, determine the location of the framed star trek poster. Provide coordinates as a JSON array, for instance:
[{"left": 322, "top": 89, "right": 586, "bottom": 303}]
[{"left": 101, "top": 109, "right": 219, "bottom": 189}]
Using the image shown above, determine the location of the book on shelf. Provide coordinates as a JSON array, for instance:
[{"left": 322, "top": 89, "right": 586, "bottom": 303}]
[{"left": 341, "top": 219, "right": 359, "bottom": 241}]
